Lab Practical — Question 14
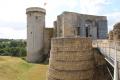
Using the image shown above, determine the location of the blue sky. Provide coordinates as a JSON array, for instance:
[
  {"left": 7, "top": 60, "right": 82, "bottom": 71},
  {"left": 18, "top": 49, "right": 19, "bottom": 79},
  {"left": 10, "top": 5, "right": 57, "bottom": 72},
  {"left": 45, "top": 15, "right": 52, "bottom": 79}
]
[{"left": 0, "top": 0, "right": 120, "bottom": 39}]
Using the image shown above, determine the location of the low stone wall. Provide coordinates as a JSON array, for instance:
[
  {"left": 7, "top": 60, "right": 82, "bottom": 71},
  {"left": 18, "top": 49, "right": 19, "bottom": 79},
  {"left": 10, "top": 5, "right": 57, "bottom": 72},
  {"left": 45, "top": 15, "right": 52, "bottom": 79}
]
[
  {"left": 48, "top": 37, "right": 94, "bottom": 80},
  {"left": 44, "top": 28, "right": 53, "bottom": 55}
]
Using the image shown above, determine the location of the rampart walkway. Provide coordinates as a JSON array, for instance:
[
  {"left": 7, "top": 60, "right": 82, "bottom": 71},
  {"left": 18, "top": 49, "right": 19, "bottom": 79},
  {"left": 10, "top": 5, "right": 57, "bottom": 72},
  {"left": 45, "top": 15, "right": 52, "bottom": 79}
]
[{"left": 93, "top": 40, "right": 120, "bottom": 80}]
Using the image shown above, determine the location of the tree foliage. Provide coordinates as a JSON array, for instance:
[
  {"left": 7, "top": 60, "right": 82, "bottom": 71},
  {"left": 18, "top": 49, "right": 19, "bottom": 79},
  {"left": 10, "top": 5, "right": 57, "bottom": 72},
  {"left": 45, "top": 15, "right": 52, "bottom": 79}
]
[{"left": 0, "top": 39, "right": 27, "bottom": 57}]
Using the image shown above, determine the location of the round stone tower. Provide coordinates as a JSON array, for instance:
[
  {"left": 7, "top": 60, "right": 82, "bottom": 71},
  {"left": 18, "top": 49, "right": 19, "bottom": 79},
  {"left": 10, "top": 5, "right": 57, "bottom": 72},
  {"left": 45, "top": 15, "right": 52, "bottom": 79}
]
[
  {"left": 26, "top": 7, "right": 46, "bottom": 63},
  {"left": 48, "top": 37, "right": 94, "bottom": 80}
]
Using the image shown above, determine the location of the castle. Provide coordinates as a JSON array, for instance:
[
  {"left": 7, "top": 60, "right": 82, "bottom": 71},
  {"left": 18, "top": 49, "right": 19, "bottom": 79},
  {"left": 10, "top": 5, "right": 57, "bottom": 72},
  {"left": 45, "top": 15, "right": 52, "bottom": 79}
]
[{"left": 26, "top": 7, "right": 108, "bottom": 63}]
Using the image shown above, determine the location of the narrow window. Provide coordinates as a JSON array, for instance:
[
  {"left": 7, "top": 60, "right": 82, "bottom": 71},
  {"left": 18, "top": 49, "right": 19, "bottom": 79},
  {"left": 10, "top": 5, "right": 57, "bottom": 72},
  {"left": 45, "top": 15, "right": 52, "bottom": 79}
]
[
  {"left": 36, "top": 16, "right": 38, "bottom": 19},
  {"left": 86, "top": 27, "right": 88, "bottom": 37},
  {"left": 77, "top": 27, "right": 80, "bottom": 35}
]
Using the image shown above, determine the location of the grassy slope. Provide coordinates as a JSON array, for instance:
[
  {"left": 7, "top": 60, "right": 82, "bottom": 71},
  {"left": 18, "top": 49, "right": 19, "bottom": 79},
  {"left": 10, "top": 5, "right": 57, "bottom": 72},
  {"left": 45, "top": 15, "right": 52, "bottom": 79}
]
[{"left": 0, "top": 56, "right": 48, "bottom": 80}]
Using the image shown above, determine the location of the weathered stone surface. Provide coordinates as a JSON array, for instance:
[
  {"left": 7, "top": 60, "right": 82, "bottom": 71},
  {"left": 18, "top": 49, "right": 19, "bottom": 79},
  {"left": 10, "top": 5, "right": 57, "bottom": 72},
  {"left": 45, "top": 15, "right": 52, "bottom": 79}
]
[
  {"left": 55, "top": 12, "right": 108, "bottom": 39},
  {"left": 109, "top": 30, "right": 113, "bottom": 40},
  {"left": 48, "top": 37, "right": 94, "bottom": 80},
  {"left": 49, "top": 60, "right": 94, "bottom": 71},
  {"left": 93, "top": 48, "right": 106, "bottom": 66}
]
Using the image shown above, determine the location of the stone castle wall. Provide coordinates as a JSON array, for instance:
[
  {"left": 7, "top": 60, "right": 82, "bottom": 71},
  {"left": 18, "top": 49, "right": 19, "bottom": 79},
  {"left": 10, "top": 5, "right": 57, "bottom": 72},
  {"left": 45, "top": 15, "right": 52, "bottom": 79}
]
[
  {"left": 48, "top": 37, "right": 94, "bottom": 80},
  {"left": 54, "top": 12, "right": 108, "bottom": 39},
  {"left": 44, "top": 28, "right": 53, "bottom": 56}
]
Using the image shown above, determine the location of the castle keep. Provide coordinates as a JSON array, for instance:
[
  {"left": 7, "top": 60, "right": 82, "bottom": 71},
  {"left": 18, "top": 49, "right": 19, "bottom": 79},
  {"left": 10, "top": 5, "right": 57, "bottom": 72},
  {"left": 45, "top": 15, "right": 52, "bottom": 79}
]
[
  {"left": 24, "top": 6, "right": 120, "bottom": 80},
  {"left": 26, "top": 7, "right": 108, "bottom": 63},
  {"left": 26, "top": 7, "right": 111, "bottom": 80},
  {"left": 54, "top": 12, "right": 108, "bottom": 39}
]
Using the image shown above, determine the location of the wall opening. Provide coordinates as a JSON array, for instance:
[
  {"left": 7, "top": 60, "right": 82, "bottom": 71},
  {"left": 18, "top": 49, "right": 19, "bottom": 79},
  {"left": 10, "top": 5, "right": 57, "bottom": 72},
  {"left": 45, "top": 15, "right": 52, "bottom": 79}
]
[
  {"left": 77, "top": 27, "right": 80, "bottom": 35},
  {"left": 86, "top": 27, "right": 88, "bottom": 37}
]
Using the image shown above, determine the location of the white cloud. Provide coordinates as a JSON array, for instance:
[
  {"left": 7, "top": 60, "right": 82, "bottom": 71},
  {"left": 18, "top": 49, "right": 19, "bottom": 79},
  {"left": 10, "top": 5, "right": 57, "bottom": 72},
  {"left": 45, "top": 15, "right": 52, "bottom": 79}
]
[
  {"left": 44, "top": 0, "right": 79, "bottom": 27},
  {"left": 106, "top": 12, "right": 120, "bottom": 31},
  {"left": 0, "top": 0, "right": 43, "bottom": 39},
  {"left": 0, "top": 0, "right": 83, "bottom": 39},
  {"left": 79, "top": 0, "right": 111, "bottom": 14},
  {"left": 0, "top": 27, "right": 26, "bottom": 39}
]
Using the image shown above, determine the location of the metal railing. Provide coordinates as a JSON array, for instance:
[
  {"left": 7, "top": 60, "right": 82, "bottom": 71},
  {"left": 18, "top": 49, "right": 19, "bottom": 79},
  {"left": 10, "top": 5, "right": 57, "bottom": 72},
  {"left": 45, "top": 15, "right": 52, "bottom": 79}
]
[{"left": 93, "top": 40, "right": 120, "bottom": 80}]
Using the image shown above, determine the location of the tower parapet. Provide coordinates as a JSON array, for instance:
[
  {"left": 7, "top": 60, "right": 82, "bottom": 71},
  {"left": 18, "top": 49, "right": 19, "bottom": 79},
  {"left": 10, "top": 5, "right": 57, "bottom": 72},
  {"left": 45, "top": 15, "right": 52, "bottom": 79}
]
[{"left": 26, "top": 7, "right": 46, "bottom": 14}]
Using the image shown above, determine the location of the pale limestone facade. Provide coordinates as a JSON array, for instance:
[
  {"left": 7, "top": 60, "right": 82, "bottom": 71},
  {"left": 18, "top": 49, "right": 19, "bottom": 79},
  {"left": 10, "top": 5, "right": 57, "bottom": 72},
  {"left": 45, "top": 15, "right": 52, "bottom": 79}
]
[
  {"left": 25, "top": 7, "right": 112, "bottom": 80},
  {"left": 26, "top": 7, "right": 108, "bottom": 63},
  {"left": 26, "top": 7, "right": 46, "bottom": 63},
  {"left": 26, "top": 7, "right": 53, "bottom": 63},
  {"left": 54, "top": 12, "right": 108, "bottom": 39}
]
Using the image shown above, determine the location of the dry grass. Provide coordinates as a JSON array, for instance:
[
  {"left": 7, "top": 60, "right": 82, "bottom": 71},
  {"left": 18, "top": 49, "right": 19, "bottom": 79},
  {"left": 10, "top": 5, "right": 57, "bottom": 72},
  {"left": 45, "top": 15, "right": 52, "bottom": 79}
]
[{"left": 0, "top": 56, "right": 48, "bottom": 80}]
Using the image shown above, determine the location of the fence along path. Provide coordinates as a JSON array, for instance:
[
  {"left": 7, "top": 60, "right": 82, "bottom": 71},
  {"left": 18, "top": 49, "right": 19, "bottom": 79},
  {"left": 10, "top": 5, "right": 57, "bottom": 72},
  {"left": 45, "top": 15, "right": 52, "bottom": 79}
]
[{"left": 93, "top": 40, "right": 120, "bottom": 80}]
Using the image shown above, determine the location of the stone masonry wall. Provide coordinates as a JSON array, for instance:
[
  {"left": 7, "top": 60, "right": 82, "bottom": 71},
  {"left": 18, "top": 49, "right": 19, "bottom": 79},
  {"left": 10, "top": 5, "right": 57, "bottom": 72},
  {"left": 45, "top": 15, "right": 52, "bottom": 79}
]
[
  {"left": 48, "top": 37, "right": 94, "bottom": 80},
  {"left": 109, "top": 30, "right": 113, "bottom": 40},
  {"left": 55, "top": 12, "right": 108, "bottom": 39},
  {"left": 44, "top": 28, "right": 53, "bottom": 56}
]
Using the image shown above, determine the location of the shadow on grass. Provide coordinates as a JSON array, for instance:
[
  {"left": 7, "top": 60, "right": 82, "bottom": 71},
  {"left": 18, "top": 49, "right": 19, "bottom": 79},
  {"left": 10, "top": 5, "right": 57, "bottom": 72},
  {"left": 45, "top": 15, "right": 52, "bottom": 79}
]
[{"left": 20, "top": 57, "right": 49, "bottom": 65}]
